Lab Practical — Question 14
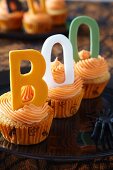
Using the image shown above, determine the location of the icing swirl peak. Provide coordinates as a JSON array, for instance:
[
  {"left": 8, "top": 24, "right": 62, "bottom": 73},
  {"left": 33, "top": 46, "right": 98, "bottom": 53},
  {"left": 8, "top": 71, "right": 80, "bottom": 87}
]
[
  {"left": 79, "top": 50, "right": 90, "bottom": 60},
  {"left": 51, "top": 58, "right": 65, "bottom": 83}
]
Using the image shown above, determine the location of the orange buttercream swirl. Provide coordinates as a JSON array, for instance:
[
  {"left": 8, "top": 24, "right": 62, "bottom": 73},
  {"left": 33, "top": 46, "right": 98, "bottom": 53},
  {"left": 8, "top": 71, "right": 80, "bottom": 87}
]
[
  {"left": 0, "top": 86, "right": 52, "bottom": 124},
  {"left": 51, "top": 58, "right": 65, "bottom": 83},
  {"left": 21, "top": 85, "right": 34, "bottom": 102},
  {"left": 74, "top": 50, "right": 109, "bottom": 80},
  {"left": 49, "top": 58, "right": 83, "bottom": 99}
]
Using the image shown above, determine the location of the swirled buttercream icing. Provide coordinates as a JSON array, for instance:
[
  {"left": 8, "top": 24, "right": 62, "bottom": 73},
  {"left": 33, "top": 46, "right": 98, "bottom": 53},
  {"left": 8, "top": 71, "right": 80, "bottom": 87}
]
[
  {"left": 49, "top": 58, "right": 83, "bottom": 99},
  {"left": 21, "top": 85, "right": 34, "bottom": 102},
  {"left": 0, "top": 86, "right": 52, "bottom": 124},
  {"left": 46, "top": 0, "right": 67, "bottom": 14},
  {"left": 74, "top": 50, "right": 109, "bottom": 80},
  {"left": 51, "top": 57, "right": 65, "bottom": 83}
]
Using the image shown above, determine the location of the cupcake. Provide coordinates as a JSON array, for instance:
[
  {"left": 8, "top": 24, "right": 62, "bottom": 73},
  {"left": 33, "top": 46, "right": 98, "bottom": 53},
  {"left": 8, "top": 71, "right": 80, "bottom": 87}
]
[
  {"left": 46, "top": 0, "right": 67, "bottom": 26},
  {"left": 23, "top": 0, "right": 52, "bottom": 34},
  {"left": 0, "top": 86, "right": 53, "bottom": 145},
  {"left": 47, "top": 58, "right": 84, "bottom": 118},
  {"left": 0, "top": 0, "right": 23, "bottom": 31},
  {"left": 74, "top": 50, "right": 110, "bottom": 99}
]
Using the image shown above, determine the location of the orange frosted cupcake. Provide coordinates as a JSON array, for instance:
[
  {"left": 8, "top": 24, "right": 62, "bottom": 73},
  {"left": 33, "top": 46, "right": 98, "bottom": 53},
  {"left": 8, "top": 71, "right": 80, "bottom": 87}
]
[
  {"left": 23, "top": 1, "right": 52, "bottom": 34},
  {"left": 74, "top": 50, "right": 110, "bottom": 99},
  {"left": 0, "top": 86, "right": 53, "bottom": 145},
  {"left": 23, "top": 11, "right": 52, "bottom": 34},
  {"left": 47, "top": 58, "right": 84, "bottom": 118},
  {"left": 0, "top": 0, "right": 23, "bottom": 31},
  {"left": 46, "top": 0, "right": 67, "bottom": 26}
]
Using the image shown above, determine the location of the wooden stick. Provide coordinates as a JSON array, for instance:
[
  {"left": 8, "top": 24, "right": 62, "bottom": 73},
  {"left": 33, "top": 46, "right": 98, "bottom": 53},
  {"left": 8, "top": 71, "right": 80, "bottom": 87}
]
[
  {"left": 40, "top": 0, "right": 46, "bottom": 12},
  {"left": 27, "top": 0, "right": 36, "bottom": 14}
]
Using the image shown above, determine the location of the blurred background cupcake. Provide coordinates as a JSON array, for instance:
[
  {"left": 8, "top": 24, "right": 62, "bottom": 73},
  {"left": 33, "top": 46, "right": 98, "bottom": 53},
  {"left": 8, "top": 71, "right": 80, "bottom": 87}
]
[
  {"left": 23, "top": 0, "right": 52, "bottom": 34},
  {"left": 46, "top": 0, "right": 67, "bottom": 26},
  {"left": 0, "top": 0, "right": 23, "bottom": 31}
]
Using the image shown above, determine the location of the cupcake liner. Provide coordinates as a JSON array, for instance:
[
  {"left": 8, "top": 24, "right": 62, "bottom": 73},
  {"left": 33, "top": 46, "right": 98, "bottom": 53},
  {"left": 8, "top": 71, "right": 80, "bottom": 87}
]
[
  {"left": 83, "top": 80, "right": 109, "bottom": 99},
  {"left": 48, "top": 90, "right": 84, "bottom": 118},
  {"left": 0, "top": 112, "right": 53, "bottom": 145},
  {"left": 23, "top": 20, "right": 52, "bottom": 34},
  {"left": 50, "top": 13, "right": 67, "bottom": 25}
]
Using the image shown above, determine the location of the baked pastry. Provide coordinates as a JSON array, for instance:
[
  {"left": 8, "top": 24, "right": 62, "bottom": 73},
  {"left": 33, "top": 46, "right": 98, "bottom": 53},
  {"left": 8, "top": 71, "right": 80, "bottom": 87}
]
[
  {"left": 46, "top": 0, "right": 67, "bottom": 26},
  {"left": 0, "top": 0, "right": 23, "bottom": 31},
  {"left": 47, "top": 58, "right": 84, "bottom": 118},
  {"left": 23, "top": 11, "right": 52, "bottom": 34},
  {"left": 23, "top": 0, "right": 52, "bottom": 34},
  {"left": 74, "top": 50, "right": 110, "bottom": 99},
  {"left": 0, "top": 86, "right": 53, "bottom": 145}
]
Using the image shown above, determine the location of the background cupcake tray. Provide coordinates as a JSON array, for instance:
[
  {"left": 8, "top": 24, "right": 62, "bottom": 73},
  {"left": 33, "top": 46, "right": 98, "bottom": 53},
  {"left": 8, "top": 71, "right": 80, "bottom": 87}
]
[{"left": 0, "top": 1, "right": 113, "bottom": 86}]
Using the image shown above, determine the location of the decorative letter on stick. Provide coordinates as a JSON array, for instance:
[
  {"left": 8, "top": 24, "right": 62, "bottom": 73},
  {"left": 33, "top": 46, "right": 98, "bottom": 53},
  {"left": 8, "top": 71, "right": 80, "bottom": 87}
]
[
  {"left": 9, "top": 49, "right": 48, "bottom": 110},
  {"left": 69, "top": 16, "right": 99, "bottom": 62}
]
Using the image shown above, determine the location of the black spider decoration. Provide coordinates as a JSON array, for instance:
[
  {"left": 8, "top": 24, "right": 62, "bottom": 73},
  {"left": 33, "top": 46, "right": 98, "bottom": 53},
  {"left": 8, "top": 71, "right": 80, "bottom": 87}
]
[{"left": 91, "top": 108, "right": 113, "bottom": 149}]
